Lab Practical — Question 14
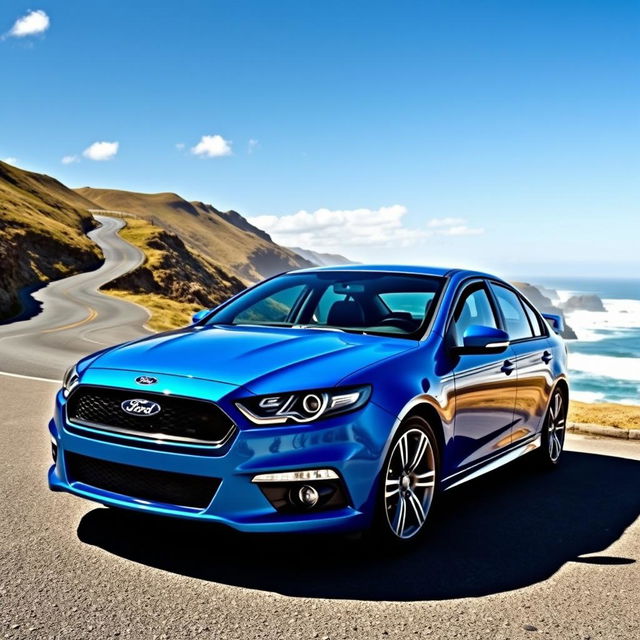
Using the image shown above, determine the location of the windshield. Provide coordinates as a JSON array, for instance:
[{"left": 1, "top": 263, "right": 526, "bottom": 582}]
[{"left": 204, "top": 271, "right": 444, "bottom": 339}]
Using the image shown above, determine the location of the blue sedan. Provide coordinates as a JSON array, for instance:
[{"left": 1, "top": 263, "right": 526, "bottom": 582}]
[{"left": 49, "top": 265, "right": 569, "bottom": 544}]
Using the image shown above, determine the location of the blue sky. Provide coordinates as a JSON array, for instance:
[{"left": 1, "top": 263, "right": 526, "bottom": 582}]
[{"left": 1, "top": 1, "right": 638, "bottom": 277}]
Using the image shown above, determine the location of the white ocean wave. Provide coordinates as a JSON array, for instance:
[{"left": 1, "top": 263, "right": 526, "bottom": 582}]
[
  {"left": 556, "top": 289, "right": 578, "bottom": 303},
  {"left": 570, "top": 390, "right": 606, "bottom": 403},
  {"left": 564, "top": 298, "right": 640, "bottom": 343},
  {"left": 569, "top": 352, "right": 640, "bottom": 383},
  {"left": 615, "top": 397, "right": 640, "bottom": 406}
]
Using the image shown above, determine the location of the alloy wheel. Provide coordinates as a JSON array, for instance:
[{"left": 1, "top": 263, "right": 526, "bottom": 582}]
[
  {"left": 384, "top": 427, "right": 437, "bottom": 539},
  {"left": 547, "top": 391, "right": 566, "bottom": 463}
]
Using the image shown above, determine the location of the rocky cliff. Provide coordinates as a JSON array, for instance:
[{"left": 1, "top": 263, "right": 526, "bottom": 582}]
[{"left": 0, "top": 161, "right": 102, "bottom": 321}]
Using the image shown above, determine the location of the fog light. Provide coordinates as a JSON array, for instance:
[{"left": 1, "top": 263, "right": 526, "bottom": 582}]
[
  {"left": 253, "top": 470, "right": 348, "bottom": 513},
  {"left": 51, "top": 442, "right": 58, "bottom": 463},
  {"left": 297, "top": 484, "right": 319, "bottom": 508}
]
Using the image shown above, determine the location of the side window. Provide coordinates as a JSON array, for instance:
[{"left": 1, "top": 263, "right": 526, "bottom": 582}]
[
  {"left": 234, "top": 284, "right": 306, "bottom": 324},
  {"left": 491, "top": 284, "right": 534, "bottom": 341},
  {"left": 452, "top": 285, "right": 498, "bottom": 344},
  {"left": 521, "top": 298, "right": 545, "bottom": 337}
]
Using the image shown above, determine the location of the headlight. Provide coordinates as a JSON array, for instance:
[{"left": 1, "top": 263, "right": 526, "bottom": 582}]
[
  {"left": 62, "top": 364, "right": 79, "bottom": 397},
  {"left": 236, "top": 385, "right": 371, "bottom": 425}
]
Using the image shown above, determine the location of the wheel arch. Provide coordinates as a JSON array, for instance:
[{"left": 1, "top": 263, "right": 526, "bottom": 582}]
[
  {"left": 402, "top": 401, "right": 446, "bottom": 463},
  {"left": 553, "top": 376, "right": 569, "bottom": 404},
  {"left": 538, "top": 376, "right": 569, "bottom": 438}
]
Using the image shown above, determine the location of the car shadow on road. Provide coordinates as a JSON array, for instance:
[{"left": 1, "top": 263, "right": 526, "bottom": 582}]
[{"left": 77, "top": 451, "right": 640, "bottom": 601}]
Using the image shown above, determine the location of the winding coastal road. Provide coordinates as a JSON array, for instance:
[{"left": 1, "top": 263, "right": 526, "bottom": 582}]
[
  {"left": 0, "top": 218, "right": 638, "bottom": 639},
  {"left": 0, "top": 215, "right": 151, "bottom": 380}
]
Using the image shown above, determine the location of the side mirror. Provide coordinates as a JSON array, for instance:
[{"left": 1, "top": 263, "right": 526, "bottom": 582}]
[
  {"left": 191, "top": 308, "right": 214, "bottom": 324},
  {"left": 542, "top": 313, "right": 564, "bottom": 335},
  {"left": 454, "top": 325, "right": 510, "bottom": 355}
]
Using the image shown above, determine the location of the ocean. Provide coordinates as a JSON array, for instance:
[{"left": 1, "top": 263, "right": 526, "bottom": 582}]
[{"left": 529, "top": 277, "right": 640, "bottom": 406}]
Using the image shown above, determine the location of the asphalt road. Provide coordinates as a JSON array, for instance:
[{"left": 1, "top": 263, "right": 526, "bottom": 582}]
[
  {"left": 0, "top": 214, "right": 150, "bottom": 380},
  {"left": 0, "top": 218, "right": 638, "bottom": 639},
  {"left": 0, "top": 375, "right": 638, "bottom": 639}
]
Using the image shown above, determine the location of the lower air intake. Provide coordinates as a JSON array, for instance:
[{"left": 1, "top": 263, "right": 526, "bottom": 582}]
[{"left": 65, "top": 452, "right": 220, "bottom": 509}]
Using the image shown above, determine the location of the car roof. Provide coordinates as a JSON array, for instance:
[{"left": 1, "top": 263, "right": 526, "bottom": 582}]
[{"left": 290, "top": 263, "right": 501, "bottom": 281}]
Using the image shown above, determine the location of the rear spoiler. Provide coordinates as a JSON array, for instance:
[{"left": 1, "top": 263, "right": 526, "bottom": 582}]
[{"left": 542, "top": 313, "right": 565, "bottom": 335}]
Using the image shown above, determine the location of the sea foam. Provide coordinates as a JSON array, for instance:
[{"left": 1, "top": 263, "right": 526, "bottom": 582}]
[{"left": 564, "top": 298, "right": 640, "bottom": 343}]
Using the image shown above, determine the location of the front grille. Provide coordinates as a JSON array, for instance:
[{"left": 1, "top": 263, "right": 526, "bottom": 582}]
[
  {"left": 66, "top": 386, "right": 235, "bottom": 446},
  {"left": 66, "top": 452, "right": 220, "bottom": 509}
]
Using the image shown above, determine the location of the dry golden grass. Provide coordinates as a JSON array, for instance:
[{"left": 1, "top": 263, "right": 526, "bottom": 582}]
[
  {"left": 101, "top": 217, "right": 201, "bottom": 331},
  {"left": 102, "top": 216, "right": 244, "bottom": 333},
  {"left": 113, "top": 218, "right": 165, "bottom": 267},
  {"left": 107, "top": 289, "right": 200, "bottom": 332},
  {"left": 0, "top": 161, "right": 98, "bottom": 257},
  {"left": 569, "top": 401, "right": 640, "bottom": 430}
]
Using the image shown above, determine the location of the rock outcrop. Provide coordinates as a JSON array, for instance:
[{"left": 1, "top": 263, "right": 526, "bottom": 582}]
[
  {"left": 512, "top": 282, "right": 577, "bottom": 339},
  {"left": 561, "top": 294, "right": 606, "bottom": 313}
]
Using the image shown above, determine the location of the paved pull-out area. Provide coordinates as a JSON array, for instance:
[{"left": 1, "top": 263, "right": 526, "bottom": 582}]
[{"left": 0, "top": 374, "right": 638, "bottom": 639}]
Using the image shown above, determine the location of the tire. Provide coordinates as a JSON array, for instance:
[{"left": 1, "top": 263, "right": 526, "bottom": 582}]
[
  {"left": 370, "top": 415, "right": 440, "bottom": 546},
  {"left": 536, "top": 388, "right": 567, "bottom": 468}
]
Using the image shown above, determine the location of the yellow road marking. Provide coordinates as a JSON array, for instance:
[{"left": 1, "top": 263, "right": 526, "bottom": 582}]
[{"left": 41, "top": 307, "right": 98, "bottom": 334}]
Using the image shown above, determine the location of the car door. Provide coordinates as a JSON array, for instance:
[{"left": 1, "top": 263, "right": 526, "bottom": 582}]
[
  {"left": 449, "top": 280, "right": 519, "bottom": 471},
  {"left": 488, "top": 282, "right": 553, "bottom": 444}
]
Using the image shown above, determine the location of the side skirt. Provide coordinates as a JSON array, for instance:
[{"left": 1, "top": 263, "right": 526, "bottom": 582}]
[{"left": 442, "top": 435, "right": 541, "bottom": 491}]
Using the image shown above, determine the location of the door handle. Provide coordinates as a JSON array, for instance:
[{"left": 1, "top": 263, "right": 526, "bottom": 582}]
[
  {"left": 501, "top": 359, "right": 515, "bottom": 375},
  {"left": 541, "top": 350, "right": 553, "bottom": 364}
]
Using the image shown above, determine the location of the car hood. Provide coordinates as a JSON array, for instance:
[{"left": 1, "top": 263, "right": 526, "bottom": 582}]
[{"left": 90, "top": 325, "right": 417, "bottom": 393}]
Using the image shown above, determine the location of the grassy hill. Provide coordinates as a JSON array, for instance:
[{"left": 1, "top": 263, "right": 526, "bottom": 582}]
[
  {"left": 102, "top": 218, "right": 246, "bottom": 331},
  {"left": 1, "top": 166, "right": 314, "bottom": 328},
  {"left": 0, "top": 161, "right": 102, "bottom": 320},
  {"left": 75, "top": 187, "right": 313, "bottom": 282}
]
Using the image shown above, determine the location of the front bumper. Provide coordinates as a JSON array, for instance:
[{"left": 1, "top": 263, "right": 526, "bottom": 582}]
[{"left": 48, "top": 376, "right": 396, "bottom": 534}]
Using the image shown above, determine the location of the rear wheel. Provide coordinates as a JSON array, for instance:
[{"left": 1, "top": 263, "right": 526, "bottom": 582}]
[
  {"left": 372, "top": 415, "right": 439, "bottom": 545},
  {"left": 537, "top": 389, "right": 567, "bottom": 468}
]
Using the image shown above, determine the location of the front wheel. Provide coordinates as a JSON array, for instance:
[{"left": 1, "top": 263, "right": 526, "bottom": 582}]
[
  {"left": 536, "top": 388, "right": 567, "bottom": 468},
  {"left": 372, "top": 415, "right": 440, "bottom": 545}
]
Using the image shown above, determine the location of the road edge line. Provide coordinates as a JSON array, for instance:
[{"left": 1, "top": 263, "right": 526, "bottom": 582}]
[{"left": 0, "top": 370, "right": 60, "bottom": 384}]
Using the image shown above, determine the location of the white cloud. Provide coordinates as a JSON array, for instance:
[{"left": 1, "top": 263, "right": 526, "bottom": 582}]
[
  {"left": 249, "top": 207, "right": 487, "bottom": 253},
  {"left": 7, "top": 10, "right": 50, "bottom": 38},
  {"left": 249, "top": 205, "right": 433, "bottom": 250},
  {"left": 191, "top": 134, "right": 232, "bottom": 157},
  {"left": 427, "top": 218, "right": 484, "bottom": 236},
  {"left": 427, "top": 217, "right": 465, "bottom": 228},
  {"left": 248, "top": 138, "right": 259, "bottom": 154},
  {"left": 426, "top": 217, "right": 484, "bottom": 236},
  {"left": 82, "top": 141, "right": 119, "bottom": 161},
  {"left": 61, "top": 155, "right": 79, "bottom": 165},
  {"left": 175, "top": 142, "right": 185, "bottom": 150},
  {"left": 2, "top": 157, "right": 18, "bottom": 165},
  {"left": 438, "top": 225, "right": 485, "bottom": 236}
]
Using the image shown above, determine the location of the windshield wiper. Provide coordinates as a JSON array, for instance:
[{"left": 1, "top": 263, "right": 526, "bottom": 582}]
[{"left": 292, "top": 324, "right": 346, "bottom": 333}]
